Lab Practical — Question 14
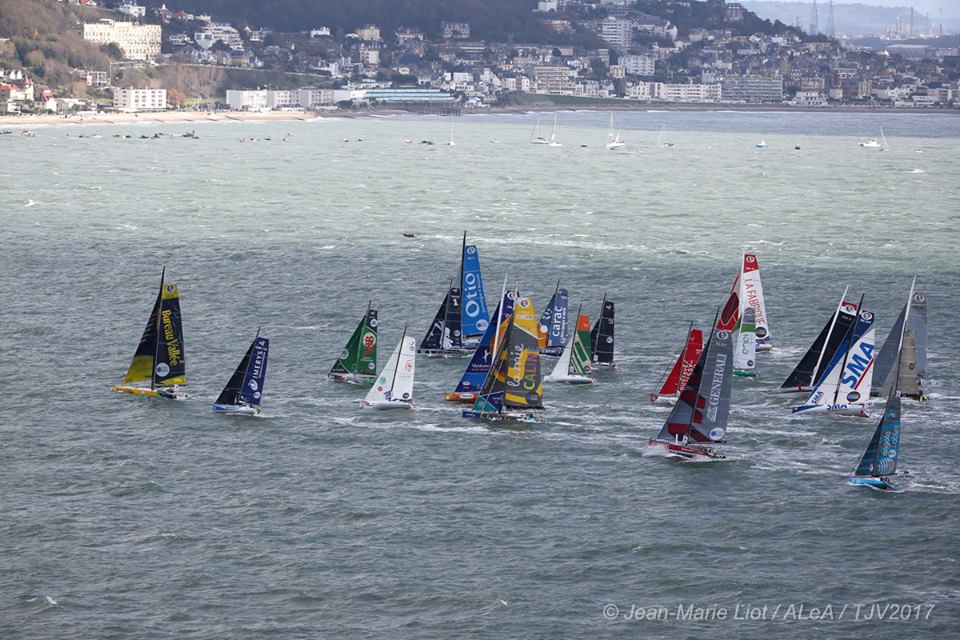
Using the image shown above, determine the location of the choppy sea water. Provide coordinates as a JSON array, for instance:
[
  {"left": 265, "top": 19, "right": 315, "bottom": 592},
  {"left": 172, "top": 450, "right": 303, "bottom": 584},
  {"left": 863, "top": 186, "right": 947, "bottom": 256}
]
[{"left": 2, "top": 110, "right": 959, "bottom": 638}]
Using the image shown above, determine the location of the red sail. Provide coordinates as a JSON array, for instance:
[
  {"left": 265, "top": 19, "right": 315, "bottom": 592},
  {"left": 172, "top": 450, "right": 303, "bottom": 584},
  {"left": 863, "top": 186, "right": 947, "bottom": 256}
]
[{"left": 659, "top": 329, "right": 704, "bottom": 397}]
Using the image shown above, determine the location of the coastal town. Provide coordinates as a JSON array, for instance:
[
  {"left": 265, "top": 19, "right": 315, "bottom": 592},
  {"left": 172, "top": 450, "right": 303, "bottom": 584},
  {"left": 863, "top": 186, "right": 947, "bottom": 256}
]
[{"left": 1, "top": 0, "right": 958, "bottom": 117}]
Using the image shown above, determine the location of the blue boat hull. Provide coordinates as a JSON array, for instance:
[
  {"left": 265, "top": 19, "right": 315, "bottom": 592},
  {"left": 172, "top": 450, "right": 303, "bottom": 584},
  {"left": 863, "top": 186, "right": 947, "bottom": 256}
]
[{"left": 847, "top": 476, "right": 903, "bottom": 493}]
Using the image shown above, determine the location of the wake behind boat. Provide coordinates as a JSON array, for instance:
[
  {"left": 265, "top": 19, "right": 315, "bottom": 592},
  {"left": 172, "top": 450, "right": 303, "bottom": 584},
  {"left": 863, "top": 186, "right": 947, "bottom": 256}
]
[
  {"left": 213, "top": 330, "right": 269, "bottom": 415},
  {"left": 112, "top": 268, "right": 189, "bottom": 400}
]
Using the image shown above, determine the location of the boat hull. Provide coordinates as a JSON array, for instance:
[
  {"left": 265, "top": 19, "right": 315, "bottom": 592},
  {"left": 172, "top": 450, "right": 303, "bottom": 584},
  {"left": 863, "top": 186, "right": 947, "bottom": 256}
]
[
  {"left": 847, "top": 476, "right": 903, "bottom": 493},
  {"left": 212, "top": 404, "right": 261, "bottom": 415},
  {"left": 112, "top": 385, "right": 188, "bottom": 400},
  {"left": 733, "top": 371, "right": 758, "bottom": 378},
  {"left": 791, "top": 403, "right": 870, "bottom": 417},
  {"left": 417, "top": 348, "right": 471, "bottom": 358},
  {"left": 756, "top": 342, "right": 773, "bottom": 352},
  {"left": 544, "top": 374, "right": 596, "bottom": 385},
  {"left": 361, "top": 400, "right": 414, "bottom": 411},
  {"left": 647, "top": 438, "right": 725, "bottom": 459},
  {"left": 328, "top": 372, "right": 374, "bottom": 385},
  {"left": 463, "top": 410, "right": 545, "bottom": 423}
]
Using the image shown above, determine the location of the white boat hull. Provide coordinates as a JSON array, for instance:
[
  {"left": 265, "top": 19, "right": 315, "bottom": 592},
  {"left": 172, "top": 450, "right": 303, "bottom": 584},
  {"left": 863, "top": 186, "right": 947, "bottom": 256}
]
[
  {"left": 361, "top": 399, "right": 414, "bottom": 411},
  {"left": 544, "top": 374, "right": 596, "bottom": 385},
  {"left": 212, "top": 404, "right": 260, "bottom": 415},
  {"left": 647, "top": 438, "right": 724, "bottom": 459},
  {"left": 791, "top": 402, "right": 871, "bottom": 417},
  {"left": 463, "top": 409, "right": 545, "bottom": 423}
]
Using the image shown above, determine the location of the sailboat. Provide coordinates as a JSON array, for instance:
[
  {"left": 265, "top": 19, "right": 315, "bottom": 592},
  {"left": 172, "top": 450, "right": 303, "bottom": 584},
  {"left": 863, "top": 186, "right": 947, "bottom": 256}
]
[
  {"left": 756, "top": 139, "right": 768, "bottom": 148},
  {"left": 459, "top": 232, "right": 490, "bottom": 348},
  {"left": 739, "top": 252, "right": 772, "bottom": 351},
  {"left": 463, "top": 296, "right": 545, "bottom": 423},
  {"left": 733, "top": 307, "right": 758, "bottom": 378},
  {"left": 590, "top": 295, "right": 616, "bottom": 369},
  {"left": 605, "top": 113, "right": 625, "bottom": 150},
  {"left": 872, "top": 282, "right": 927, "bottom": 401},
  {"left": 418, "top": 279, "right": 469, "bottom": 357},
  {"left": 848, "top": 282, "right": 915, "bottom": 493},
  {"left": 329, "top": 304, "right": 378, "bottom": 384},
  {"left": 548, "top": 115, "right": 562, "bottom": 147},
  {"left": 538, "top": 281, "right": 568, "bottom": 357},
  {"left": 112, "top": 268, "right": 189, "bottom": 400},
  {"left": 213, "top": 330, "right": 269, "bottom": 415},
  {"left": 446, "top": 284, "right": 516, "bottom": 403},
  {"left": 531, "top": 118, "right": 549, "bottom": 145},
  {"left": 544, "top": 306, "right": 595, "bottom": 384},
  {"left": 770, "top": 289, "right": 859, "bottom": 396},
  {"left": 860, "top": 127, "right": 886, "bottom": 149},
  {"left": 650, "top": 324, "right": 703, "bottom": 403},
  {"left": 657, "top": 124, "right": 673, "bottom": 147},
  {"left": 447, "top": 119, "right": 456, "bottom": 146},
  {"left": 362, "top": 328, "right": 416, "bottom": 410},
  {"left": 648, "top": 318, "right": 734, "bottom": 460},
  {"left": 792, "top": 300, "right": 878, "bottom": 417}
]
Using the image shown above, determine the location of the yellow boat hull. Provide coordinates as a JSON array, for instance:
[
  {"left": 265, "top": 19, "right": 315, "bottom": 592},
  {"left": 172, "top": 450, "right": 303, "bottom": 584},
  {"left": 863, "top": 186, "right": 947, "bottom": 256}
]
[{"left": 112, "top": 385, "right": 187, "bottom": 400}]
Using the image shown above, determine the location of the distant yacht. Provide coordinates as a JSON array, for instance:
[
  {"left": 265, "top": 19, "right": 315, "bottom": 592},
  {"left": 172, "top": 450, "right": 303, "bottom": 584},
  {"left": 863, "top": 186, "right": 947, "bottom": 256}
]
[
  {"left": 548, "top": 115, "right": 562, "bottom": 147},
  {"left": 531, "top": 118, "right": 549, "bottom": 145},
  {"left": 605, "top": 113, "right": 625, "bottom": 150},
  {"left": 447, "top": 120, "right": 456, "bottom": 146},
  {"left": 657, "top": 124, "right": 673, "bottom": 147},
  {"left": 756, "top": 139, "right": 768, "bottom": 148},
  {"left": 860, "top": 127, "right": 887, "bottom": 151}
]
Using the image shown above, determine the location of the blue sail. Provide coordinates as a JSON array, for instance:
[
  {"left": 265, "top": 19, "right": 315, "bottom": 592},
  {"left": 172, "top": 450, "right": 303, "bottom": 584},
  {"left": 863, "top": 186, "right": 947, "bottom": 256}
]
[
  {"left": 238, "top": 337, "right": 269, "bottom": 406},
  {"left": 853, "top": 393, "right": 901, "bottom": 477},
  {"left": 461, "top": 244, "right": 489, "bottom": 337},
  {"left": 454, "top": 292, "right": 515, "bottom": 394},
  {"left": 539, "top": 287, "right": 569, "bottom": 350}
]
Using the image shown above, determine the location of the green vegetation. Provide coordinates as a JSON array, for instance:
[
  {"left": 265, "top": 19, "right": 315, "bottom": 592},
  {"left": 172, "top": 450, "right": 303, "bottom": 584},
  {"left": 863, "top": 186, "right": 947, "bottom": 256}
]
[
  {"left": 0, "top": 0, "right": 116, "bottom": 94},
  {"left": 115, "top": 64, "right": 331, "bottom": 101}
]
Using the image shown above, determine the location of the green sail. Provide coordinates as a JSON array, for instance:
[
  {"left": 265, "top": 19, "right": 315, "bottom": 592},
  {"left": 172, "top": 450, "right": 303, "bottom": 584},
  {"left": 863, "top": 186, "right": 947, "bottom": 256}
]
[
  {"left": 330, "top": 308, "right": 378, "bottom": 382},
  {"left": 570, "top": 324, "right": 593, "bottom": 377}
]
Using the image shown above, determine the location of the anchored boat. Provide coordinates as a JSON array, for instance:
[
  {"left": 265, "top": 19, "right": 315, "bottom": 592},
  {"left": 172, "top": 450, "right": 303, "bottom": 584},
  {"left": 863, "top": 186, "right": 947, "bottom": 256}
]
[
  {"left": 329, "top": 303, "right": 378, "bottom": 384},
  {"left": 213, "top": 330, "right": 269, "bottom": 415},
  {"left": 112, "top": 268, "right": 189, "bottom": 400}
]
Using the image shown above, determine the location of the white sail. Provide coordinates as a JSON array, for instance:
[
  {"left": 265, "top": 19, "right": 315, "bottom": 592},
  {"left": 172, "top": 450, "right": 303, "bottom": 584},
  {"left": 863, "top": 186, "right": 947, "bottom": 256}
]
[
  {"left": 548, "top": 115, "right": 562, "bottom": 147},
  {"left": 364, "top": 336, "right": 416, "bottom": 404},
  {"left": 733, "top": 307, "right": 756, "bottom": 375},
  {"left": 546, "top": 334, "right": 575, "bottom": 380},
  {"left": 739, "top": 252, "right": 771, "bottom": 346}
]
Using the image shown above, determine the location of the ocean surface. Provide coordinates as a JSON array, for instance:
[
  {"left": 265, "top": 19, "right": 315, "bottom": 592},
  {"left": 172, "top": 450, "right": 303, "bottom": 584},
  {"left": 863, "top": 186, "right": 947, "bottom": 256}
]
[{"left": 2, "top": 109, "right": 959, "bottom": 638}]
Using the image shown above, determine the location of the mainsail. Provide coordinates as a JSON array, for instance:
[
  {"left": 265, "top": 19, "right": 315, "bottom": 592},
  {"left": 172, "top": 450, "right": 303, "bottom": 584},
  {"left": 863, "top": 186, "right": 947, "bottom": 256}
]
[
  {"left": 216, "top": 333, "right": 269, "bottom": 407},
  {"left": 122, "top": 270, "right": 164, "bottom": 385},
  {"left": 419, "top": 284, "right": 464, "bottom": 354},
  {"left": 502, "top": 297, "right": 544, "bottom": 410},
  {"left": 873, "top": 290, "right": 927, "bottom": 399},
  {"left": 655, "top": 327, "right": 734, "bottom": 443},
  {"left": 538, "top": 283, "right": 569, "bottom": 353},
  {"left": 739, "top": 253, "right": 771, "bottom": 346},
  {"left": 656, "top": 327, "right": 703, "bottom": 399},
  {"left": 777, "top": 295, "right": 858, "bottom": 392},
  {"left": 546, "top": 308, "right": 592, "bottom": 380},
  {"left": 329, "top": 306, "right": 378, "bottom": 382},
  {"left": 853, "top": 392, "right": 902, "bottom": 478},
  {"left": 152, "top": 282, "right": 187, "bottom": 387},
  {"left": 460, "top": 235, "right": 490, "bottom": 340},
  {"left": 590, "top": 295, "right": 615, "bottom": 366},
  {"left": 365, "top": 333, "right": 417, "bottom": 404}
]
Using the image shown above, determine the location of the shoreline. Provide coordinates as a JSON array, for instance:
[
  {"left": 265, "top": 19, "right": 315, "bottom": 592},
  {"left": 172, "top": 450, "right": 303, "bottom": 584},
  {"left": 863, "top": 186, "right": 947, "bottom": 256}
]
[{"left": 2, "top": 102, "right": 957, "bottom": 129}]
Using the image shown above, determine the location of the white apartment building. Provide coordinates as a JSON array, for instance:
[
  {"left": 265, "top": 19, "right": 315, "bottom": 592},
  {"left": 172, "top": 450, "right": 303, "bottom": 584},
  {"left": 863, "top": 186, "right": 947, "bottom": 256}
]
[
  {"left": 297, "top": 88, "right": 335, "bottom": 108},
  {"left": 619, "top": 54, "right": 656, "bottom": 76},
  {"left": 534, "top": 65, "right": 576, "bottom": 94},
  {"left": 195, "top": 23, "right": 244, "bottom": 51},
  {"left": 226, "top": 89, "right": 268, "bottom": 111},
  {"left": 83, "top": 19, "right": 161, "bottom": 61},
  {"left": 112, "top": 87, "right": 167, "bottom": 112},
  {"left": 600, "top": 17, "right": 631, "bottom": 51},
  {"left": 626, "top": 81, "right": 721, "bottom": 102}
]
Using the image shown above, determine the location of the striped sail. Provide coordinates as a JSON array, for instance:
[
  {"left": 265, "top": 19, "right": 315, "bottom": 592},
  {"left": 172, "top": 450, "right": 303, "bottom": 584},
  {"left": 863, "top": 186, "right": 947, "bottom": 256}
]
[
  {"left": 739, "top": 253, "right": 771, "bottom": 345},
  {"left": 779, "top": 300, "right": 858, "bottom": 391}
]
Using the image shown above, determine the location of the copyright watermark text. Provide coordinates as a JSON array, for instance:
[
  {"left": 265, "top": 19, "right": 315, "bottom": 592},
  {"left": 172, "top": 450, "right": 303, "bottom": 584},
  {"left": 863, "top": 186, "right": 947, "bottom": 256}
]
[{"left": 602, "top": 602, "right": 937, "bottom": 623}]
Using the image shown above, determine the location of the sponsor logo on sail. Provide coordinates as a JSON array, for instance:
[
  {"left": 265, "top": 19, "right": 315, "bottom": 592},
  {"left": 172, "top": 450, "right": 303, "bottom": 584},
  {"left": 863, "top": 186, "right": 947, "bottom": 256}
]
[
  {"left": 706, "top": 353, "right": 727, "bottom": 421},
  {"left": 155, "top": 362, "right": 170, "bottom": 377},
  {"left": 161, "top": 309, "right": 182, "bottom": 365}
]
